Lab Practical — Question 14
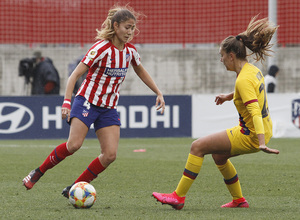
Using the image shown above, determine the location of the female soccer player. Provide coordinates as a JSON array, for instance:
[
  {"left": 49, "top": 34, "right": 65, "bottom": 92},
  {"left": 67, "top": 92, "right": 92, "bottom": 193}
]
[
  {"left": 23, "top": 5, "right": 165, "bottom": 197},
  {"left": 152, "top": 16, "right": 279, "bottom": 209}
]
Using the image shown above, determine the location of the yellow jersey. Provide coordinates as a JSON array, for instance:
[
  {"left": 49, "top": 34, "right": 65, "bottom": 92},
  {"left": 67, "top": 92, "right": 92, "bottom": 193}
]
[{"left": 233, "top": 63, "right": 272, "bottom": 142}]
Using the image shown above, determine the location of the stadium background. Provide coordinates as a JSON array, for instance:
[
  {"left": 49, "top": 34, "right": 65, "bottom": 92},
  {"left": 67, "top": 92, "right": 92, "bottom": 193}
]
[
  {"left": 0, "top": 3, "right": 299, "bottom": 218},
  {"left": 0, "top": 0, "right": 299, "bottom": 96},
  {"left": 0, "top": 0, "right": 300, "bottom": 139}
]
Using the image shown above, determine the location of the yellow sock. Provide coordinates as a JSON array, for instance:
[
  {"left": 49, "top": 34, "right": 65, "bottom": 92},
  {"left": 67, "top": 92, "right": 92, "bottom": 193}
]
[
  {"left": 175, "top": 154, "right": 203, "bottom": 197},
  {"left": 216, "top": 159, "right": 243, "bottom": 200}
]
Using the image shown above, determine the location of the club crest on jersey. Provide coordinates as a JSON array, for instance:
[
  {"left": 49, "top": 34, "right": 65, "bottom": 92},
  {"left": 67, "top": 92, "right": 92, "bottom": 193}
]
[
  {"left": 126, "top": 54, "right": 130, "bottom": 62},
  {"left": 104, "top": 67, "right": 127, "bottom": 77},
  {"left": 82, "top": 110, "right": 89, "bottom": 117},
  {"left": 292, "top": 99, "right": 300, "bottom": 129}
]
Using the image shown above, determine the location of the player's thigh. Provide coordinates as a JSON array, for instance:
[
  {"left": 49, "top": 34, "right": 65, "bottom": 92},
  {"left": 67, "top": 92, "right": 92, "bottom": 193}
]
[
  {"left": 96, "top": 125, "right": 120, "bottom": 154},
  {"left": 67, "top": 117, "right": 89, "bottom": 152},
  {"left": 227, "top": 126, "right": 260, "bottom": 156},
  {"left": 191, "top": 130, "right": 231, "bottom": 156}
]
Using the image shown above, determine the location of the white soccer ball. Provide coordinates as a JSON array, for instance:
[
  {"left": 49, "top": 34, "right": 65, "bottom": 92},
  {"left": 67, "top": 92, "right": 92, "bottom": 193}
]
[{"left": 69, "top": 181, "right": 97, "bottom": 208}]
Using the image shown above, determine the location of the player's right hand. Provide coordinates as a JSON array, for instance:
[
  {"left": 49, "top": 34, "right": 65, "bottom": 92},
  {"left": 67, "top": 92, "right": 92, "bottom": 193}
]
[
  {"left": 215, "top": 94, "right": 227, "bottom": 105},
  {"left": 215, "top": 92, "right": 234, "bottom": 105},
  {"left": 62, "top": 99, "right": 71, "bottom": 122}
]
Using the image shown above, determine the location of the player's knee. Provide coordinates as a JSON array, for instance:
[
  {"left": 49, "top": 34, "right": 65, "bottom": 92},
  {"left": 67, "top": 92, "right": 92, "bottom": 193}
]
[
  {"left": 190, "top": 139, "right": 205, "bottom": 157},
  {"left": 107, "top": 153, "right": 117, "bottom": 163},
  {"left": 67, "top": 141, "right": 82, "bottom": 154},
  {"left": 212, "top": 154, "right": 221, "bottom": 163},
  {"left": 103, "top": 152, "right": 117, "bottom": 164},
  {"left": 212, "top": 154, "right": 228, "bottom": 165}
]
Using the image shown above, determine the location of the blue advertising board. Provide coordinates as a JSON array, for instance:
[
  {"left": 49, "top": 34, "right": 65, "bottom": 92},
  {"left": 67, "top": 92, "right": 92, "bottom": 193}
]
[{"left": 0, "top": 95, "right": 191, "bottom": 139}]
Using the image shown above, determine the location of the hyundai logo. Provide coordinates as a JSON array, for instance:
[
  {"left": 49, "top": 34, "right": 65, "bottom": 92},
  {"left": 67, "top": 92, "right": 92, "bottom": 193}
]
[{"left": 0, "top": 102, "right": 34, "bottom": 134}]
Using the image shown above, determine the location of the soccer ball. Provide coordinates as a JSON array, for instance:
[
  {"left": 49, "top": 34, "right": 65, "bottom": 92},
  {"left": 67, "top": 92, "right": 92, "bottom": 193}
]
[{"left": 69, "top": 182, "right": 97, "bottom": 209}]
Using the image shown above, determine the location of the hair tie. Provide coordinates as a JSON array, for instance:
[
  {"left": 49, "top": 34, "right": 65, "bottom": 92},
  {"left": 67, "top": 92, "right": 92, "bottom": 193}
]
[{"left": 236, "top": 35, "right": 242, "bottom": 41}]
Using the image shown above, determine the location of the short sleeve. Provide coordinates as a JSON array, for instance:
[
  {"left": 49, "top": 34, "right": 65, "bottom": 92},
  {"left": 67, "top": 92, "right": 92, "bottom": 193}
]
[
  {"left": 127, "top": 43, "right": 141, "bottom": 66},
  {"left": 81, "top": 48, "right": 100, "bottom": 67}
]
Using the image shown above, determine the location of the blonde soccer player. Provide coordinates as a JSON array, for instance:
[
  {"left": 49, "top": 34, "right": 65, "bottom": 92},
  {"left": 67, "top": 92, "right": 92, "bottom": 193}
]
[
  {"left": 152, "top": 16, "right": 279, "bottom": 209},
  {"left": 22, "top": 5, "right": 165, "bottom": 198}
]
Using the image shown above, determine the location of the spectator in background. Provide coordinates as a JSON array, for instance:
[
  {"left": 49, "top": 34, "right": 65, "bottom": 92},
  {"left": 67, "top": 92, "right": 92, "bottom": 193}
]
[
  {"left": 68, "top": 55, "right": 87, "bottom": 95},
  {"left": 19, "top": 51, "right": 60, "bottom": 95},
  {"left": 264, "top": 65, "right": 279, "bottom": 93}
]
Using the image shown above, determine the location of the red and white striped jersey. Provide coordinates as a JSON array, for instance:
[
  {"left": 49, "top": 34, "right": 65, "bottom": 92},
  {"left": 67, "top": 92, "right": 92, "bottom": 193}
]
[{"left": 77, "top": 40, "right": 141, "bottom": 108}]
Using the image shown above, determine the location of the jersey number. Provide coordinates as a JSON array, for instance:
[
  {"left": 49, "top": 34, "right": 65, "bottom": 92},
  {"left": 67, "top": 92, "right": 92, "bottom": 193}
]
[
  {"left": 259, "top": 83, "right": 269, "bottom": 118},
  {"left": 84, "top": 100, "right": 91, "bottom": 110}
]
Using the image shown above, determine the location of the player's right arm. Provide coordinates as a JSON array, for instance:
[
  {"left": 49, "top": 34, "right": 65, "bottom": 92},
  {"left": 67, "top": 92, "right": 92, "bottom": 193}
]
[
  {"left": 215, "top": 92, "right": 234, "bottom": 105},
  {"left": 62, "top": 62, "right": 89, "bottom": 121}
]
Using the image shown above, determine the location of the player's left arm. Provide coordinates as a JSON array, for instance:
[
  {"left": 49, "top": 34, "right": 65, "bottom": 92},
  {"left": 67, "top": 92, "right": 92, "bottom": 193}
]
[
  {"left": 237, "top": 79, "right": 279, "bottom": 154},
  {"left": 133, "top": 64, "right": 165, "bottom": 114},
  {"left": 258, "top": 134, "right": 279, "bottom": 154},
  {"left": 237, "top": 78, "right": 264, "bottom": 133}
]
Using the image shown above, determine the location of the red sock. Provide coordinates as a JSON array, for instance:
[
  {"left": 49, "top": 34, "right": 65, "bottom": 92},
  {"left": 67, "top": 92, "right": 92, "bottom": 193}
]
[
  {"left": 39, "top": 142, "right": 73, "bottom": 173},
  {"left": 75, "top": 158, "right": 106, "bottom": 183}
]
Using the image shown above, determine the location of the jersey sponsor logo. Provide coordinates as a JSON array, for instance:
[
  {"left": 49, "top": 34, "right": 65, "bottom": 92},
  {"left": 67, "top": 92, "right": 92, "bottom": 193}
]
[
  {"left": 104, "top": 67, "right": 127, "bottom": 77},
  {"left": 292, "top": 99, "right": 300, "bottom": 129},
  {"left": 0, "top": 102, "right": 34, "bottom": 134}
]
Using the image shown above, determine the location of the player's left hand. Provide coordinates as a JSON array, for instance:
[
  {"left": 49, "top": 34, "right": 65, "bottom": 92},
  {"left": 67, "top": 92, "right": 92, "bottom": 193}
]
[
  {"left": 156, "top": 94, "right": 165, "bottom": 114},
  {"left": 259, "top": 145, "right": 280, "bottom": 154}
]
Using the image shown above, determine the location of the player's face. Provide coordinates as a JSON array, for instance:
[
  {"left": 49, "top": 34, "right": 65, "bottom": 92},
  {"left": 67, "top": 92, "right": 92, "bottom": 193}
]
[
  {"left": 114, "top": 18, "right": 136, "bottom": 44},
  {"left": 219, "top": 48, "right": 234, "bottom": 71}
]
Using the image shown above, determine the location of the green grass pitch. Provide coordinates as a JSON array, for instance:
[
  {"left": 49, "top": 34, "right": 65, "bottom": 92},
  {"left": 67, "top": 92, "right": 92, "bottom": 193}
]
[{"left": 1, "top": 137, "right": 299, "bottom": 219}]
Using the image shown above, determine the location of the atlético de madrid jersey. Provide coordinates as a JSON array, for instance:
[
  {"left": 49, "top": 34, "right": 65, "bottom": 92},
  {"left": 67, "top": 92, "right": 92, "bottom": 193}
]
[{"left": 77, "top": 40, "right": 141, "bottom": 108}]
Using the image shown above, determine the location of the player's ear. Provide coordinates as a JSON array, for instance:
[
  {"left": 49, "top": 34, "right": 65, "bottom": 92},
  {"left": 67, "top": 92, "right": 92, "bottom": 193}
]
[
  {"left": 113, "top": 21, "right": 119, "bottom": 30},
  {"left": 229, "top": 52, "right": 235, "bottom": 61}
]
